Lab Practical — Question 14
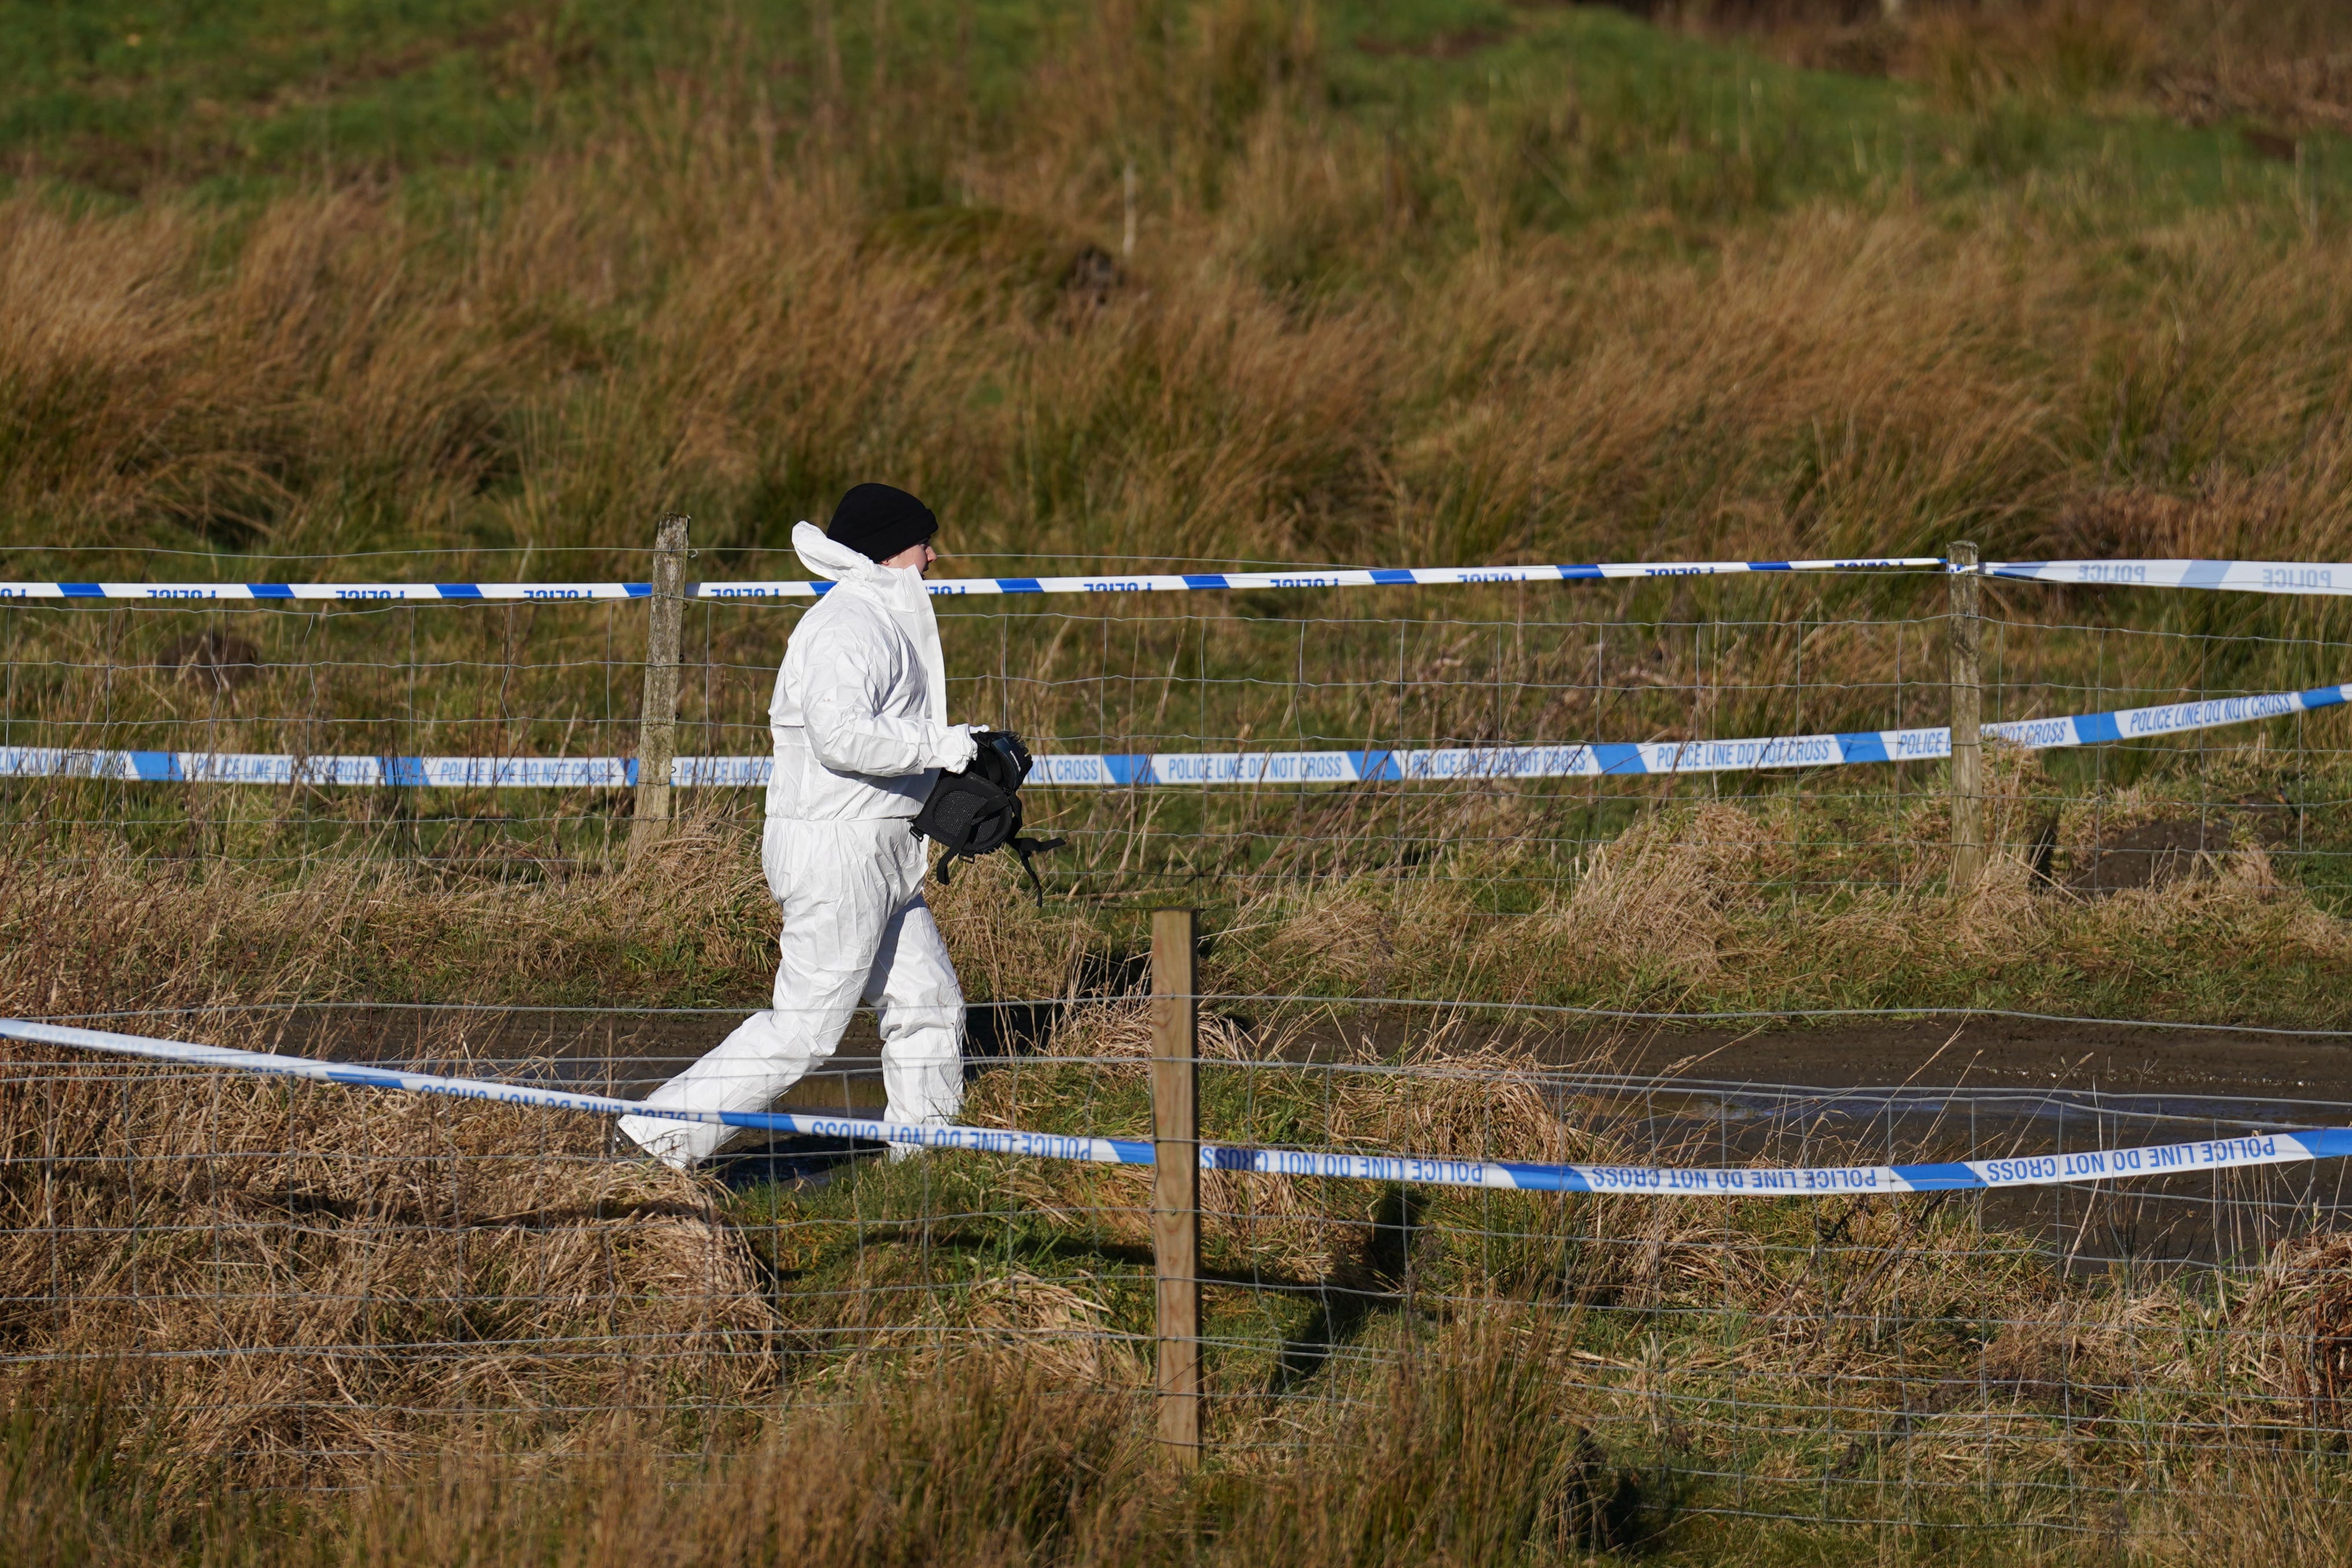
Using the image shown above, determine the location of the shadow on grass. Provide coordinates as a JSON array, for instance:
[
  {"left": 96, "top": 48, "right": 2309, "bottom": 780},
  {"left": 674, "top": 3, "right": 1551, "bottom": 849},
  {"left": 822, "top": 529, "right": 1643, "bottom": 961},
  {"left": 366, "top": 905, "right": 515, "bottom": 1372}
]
[{"left": 1267, "top": 1184, "right": 1422, "bottom": 1398}]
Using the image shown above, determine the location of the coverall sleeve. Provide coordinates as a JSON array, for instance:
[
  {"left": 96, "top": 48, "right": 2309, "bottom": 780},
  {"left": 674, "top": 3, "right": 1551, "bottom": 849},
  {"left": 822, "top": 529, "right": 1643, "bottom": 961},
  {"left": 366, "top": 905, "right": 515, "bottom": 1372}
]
[{"left": 799, "top": 622, "right": 968, "bottom": 778}]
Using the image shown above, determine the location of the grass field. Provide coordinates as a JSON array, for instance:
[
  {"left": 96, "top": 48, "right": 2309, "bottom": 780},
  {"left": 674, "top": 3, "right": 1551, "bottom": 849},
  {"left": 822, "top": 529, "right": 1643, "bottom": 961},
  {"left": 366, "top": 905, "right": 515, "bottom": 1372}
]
[
  {"left": 14, "top": 1, "right": 2352, "bottom": 1561},
  {"left": 10, "top": 997, "right": 2352, "bottom": 1566},
  {"left": 5, "top": 0, "right": 2350, "bottom": 573}
]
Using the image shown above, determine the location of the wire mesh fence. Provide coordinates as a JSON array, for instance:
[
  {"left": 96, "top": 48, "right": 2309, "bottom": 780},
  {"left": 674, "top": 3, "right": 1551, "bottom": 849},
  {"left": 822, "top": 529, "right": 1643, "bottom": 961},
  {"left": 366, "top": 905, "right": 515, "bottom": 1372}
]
[
  {"left": 9, "top": 996, "right": 2352, "bottom": 1540},
  {"left": 6, "top": 544, "right": 2352, "bottom": 910},
  {"left": 14, "top": 542, "right": 2352, "bottom": 1543}
]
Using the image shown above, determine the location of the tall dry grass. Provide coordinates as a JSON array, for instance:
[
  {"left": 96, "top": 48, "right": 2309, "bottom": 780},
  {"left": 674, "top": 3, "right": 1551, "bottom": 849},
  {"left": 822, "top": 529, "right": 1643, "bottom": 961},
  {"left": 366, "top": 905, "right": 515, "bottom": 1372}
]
[
  {"left": 13, "top": 182, "right": 2343, "bottom": 570},
  {"left": 20, "top": 1004, "right": 2352, "bottom": 1560},
  {"left": 3, "top": 754, "right": 2351, "bottom": 1028},
  {"left": 5, "top": 3, "right": 2349, "bottom": 579},
  {"left": 2, "top": 1316, "right": 1694, "bottom": 1567},
  {"left": 0, "top": 1024, "right": 771, "bottom": 1490},
  {"left": 7, "top": 3, "right": 2350, "bottom": 984},
  {"left": 2, "top": 849, "right": 2352, "bottom": 1554},
  {"left": 14, "top": 10, "right": 2352, "bottom": 1560},
  {"left": 1695, "top": 0, "right": 2352, "bottom": 129}
]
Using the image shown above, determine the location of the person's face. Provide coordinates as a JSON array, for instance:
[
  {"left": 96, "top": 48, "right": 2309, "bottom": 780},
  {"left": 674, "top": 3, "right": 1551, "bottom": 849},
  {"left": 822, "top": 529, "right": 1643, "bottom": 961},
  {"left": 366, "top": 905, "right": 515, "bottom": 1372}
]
[{"left": 879, "top": 538, "right": 936, "bottom": 574}]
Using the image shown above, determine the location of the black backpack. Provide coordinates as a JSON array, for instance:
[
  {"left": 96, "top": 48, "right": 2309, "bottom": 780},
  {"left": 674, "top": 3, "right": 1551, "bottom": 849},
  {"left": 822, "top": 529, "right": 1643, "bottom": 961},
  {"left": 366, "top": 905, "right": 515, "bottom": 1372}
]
[{"left": 911, "top": 730, "right": 1065, "bottom": 904}]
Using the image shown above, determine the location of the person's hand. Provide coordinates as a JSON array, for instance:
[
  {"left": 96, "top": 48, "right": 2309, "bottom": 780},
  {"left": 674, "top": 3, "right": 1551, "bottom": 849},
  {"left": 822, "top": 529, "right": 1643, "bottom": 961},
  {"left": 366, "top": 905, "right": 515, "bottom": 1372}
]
[{"left": 934, "top": 724, "right": 980, "bottom": 772}]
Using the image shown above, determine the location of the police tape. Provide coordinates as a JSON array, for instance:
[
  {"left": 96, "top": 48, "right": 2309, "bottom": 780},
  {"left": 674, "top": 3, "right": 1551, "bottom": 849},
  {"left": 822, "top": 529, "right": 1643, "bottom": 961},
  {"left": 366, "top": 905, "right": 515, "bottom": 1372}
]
[
  {"left": 682, "top": 555, "right": 1944, "bottom": 601},
  {"left": 0, "top": 1019, "right": 1150, "bottom": 1166},
  {"left": 1026, "top": 681, "right": 2349, "bottom": 786},
  {"left": 5, "top": 681, "right": 2340, "bottom": 789},
  {"left": 1202, "top": 1132, "right": 2347, "bottom": 1194},
  {"left": 0, "top": 751, "right": 646, "bottom": 787},
  {"left": 1985, "top": 559, "right": 2352, "bottom": 595},
  {"left": 2, "top": 582, "right": 654, "bottom": 603},
  {"left": 27, "top": 557, "right": 2352, "bottom": 603},
  {"left": 0, "top": 555, "right": 1941, "bottom": 604},
  {"left": 1, "top": 1017, "right": 2338, "bottom": 1197}
]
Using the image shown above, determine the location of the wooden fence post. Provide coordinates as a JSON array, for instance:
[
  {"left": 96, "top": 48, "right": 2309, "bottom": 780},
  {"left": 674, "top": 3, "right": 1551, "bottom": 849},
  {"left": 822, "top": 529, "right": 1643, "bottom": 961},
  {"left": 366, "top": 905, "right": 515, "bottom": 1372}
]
[
  {"left": 1150, "top": 907, "right": 1202, "bottom": 1466},
  {"left": 1948, "top": 540, "right": 1983, "bottom": 896},
  {"left": 630, "top": 514, "right": 690, "bottom": 862}
]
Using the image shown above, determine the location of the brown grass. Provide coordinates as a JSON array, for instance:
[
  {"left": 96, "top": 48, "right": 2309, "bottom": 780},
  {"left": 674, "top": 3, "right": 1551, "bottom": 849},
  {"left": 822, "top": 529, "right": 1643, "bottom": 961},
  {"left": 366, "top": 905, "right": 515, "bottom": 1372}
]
[
  {"left": 3, "top": 1312, "right": 1696, "bottom": 1567},
  {"left": 15, "top": 7, "right": 2352, "bottom": 1558},
  {"left": 8, "top": 747, "right": 2352, "bottom": 1035},
  {"left": 1709, "top": 0, "right": 2352, "bottom": 134},
  {"left": 1493, "top": 801, "right": 1793, "bottom": 987},
  {"left": 0, "top": 1023, "right": 771, "bottom": 1491},
  {"left": 15, "top": 973, "right": 2352, "bottom": 1556},
  {"left": 7, "top": 9, "right": 2352, "bottom": 576}
]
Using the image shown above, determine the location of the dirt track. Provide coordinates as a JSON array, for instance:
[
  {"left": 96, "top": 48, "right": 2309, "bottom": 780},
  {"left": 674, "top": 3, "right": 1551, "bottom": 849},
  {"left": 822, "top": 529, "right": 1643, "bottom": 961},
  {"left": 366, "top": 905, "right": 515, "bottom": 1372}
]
[
  {"left": 1593, "top": 1014, "right": 2352, "bottom": 1110},
  {"left": 217, "top": 1002, "right": 2352, "bottom": 1116}
]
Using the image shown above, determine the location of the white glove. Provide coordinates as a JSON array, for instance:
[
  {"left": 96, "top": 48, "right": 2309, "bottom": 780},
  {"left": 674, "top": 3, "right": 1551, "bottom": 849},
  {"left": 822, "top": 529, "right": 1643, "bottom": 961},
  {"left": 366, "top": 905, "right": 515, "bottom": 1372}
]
[{"left": 931, "top": 724, "right": 980, "bottom": 772}]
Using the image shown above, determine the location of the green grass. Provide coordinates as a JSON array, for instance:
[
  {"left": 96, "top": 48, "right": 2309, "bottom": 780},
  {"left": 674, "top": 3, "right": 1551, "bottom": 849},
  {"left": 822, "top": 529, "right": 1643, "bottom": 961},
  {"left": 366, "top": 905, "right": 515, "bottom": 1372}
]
[
  {"left": 0, "top": 0, "right": 1064, "bottom": 201},
  {"left": 5, "top": 3, "right": 2349, "bottom": 582},
  {"left": 17, "top": 6, "right": 2352, "bottom": 1563},
  {"left": 1324, "top": 0, "right": 2322, "bottom": 224},
  {"left": 2, "top": 1, "right": 2339, "bottom": 223}
]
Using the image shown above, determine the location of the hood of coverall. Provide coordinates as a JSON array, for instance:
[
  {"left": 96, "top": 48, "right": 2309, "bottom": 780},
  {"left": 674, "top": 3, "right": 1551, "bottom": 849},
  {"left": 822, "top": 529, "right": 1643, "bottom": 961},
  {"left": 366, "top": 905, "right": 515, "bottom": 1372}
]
[{"left": 791, "top": 521, "right": 948, "bottom": 723}]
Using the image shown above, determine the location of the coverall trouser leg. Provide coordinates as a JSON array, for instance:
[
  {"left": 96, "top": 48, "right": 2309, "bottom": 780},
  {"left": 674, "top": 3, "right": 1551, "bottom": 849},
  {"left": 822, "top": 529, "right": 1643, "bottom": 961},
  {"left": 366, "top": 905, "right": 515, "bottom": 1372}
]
[{"left": 617, "top": 819, "right": 965, "bottom": 1169}]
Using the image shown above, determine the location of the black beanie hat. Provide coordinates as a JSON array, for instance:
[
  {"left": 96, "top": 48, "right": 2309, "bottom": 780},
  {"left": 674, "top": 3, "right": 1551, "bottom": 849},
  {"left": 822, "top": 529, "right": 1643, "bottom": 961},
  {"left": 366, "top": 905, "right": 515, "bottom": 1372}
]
[{"left": 826, "top": 483, "right": 938, "bottom": 564}]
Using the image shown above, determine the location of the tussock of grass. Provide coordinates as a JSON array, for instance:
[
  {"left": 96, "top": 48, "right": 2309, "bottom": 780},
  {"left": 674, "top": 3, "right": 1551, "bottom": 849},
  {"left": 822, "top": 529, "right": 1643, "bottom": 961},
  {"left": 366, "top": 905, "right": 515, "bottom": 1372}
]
[
  {"left": 10, "top": 757, "right": 2352, "bottom": 1027},
  {"left": 14, "top": 4, "right": 2352, "bottom": 1557},
  {"left": 10, "top": 941, "right": 2352, "bottom": 1555},
  {"left": 0, "top": 1026, "right": 771, "bottom": 1491},
  {"left": 5, "top": 2, "right": 2350, "bottom": 577},
  {"left": 1478, "top": 801, "right": 1792, "bottom": 988}
]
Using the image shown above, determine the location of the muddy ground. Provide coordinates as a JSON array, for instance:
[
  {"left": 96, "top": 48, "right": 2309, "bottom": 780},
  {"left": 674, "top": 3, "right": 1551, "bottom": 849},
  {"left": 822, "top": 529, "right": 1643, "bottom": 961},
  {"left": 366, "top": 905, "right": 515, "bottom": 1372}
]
[
  {"left": 43, "top": 999, "right": 2350, "bottom": 1264},
  {"left": 110, "top": 1000, "right": 2352, "bottom": 1117},
  {"left": 1581, "top": 1013, "right": 2352, "bottom": 1110}
]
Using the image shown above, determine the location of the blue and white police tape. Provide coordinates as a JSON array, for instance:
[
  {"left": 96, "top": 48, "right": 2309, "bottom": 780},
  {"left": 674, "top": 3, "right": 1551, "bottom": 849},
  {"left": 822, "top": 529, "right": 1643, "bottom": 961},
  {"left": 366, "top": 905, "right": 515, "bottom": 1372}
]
[
  {"left": 0, "top": 750, "right": 646, "bottom": 788},
  {"left": 36, "top": 557, "right": 2352, "bottom": 603},
  {"left": 6, "top": 681, "right": 2341, "bottom": 790},
  {"left": 0, "top": 555, "right": 1942, "bottom": 605},
  {"left": 1984, "top": 559, "right": 2352, "bottom": 596},
  {"left": 0, "top": 1019, "right": 1148, "bottom": 1166},
  {"left": 1, "top": 583, "right": 654, "bottom": 603},
  {"left": 1026, "top": 682, "right": 2349, "bottom": 785},
  {"left": 681, "top": 555, "right": 1943, "bottom": 601},
  {"left": 1, "top": 1017, "right": 2339, "bottom": 1197},
  {"left": 1201, "top": 1131, "right": 2346, "bottom": 1195}
]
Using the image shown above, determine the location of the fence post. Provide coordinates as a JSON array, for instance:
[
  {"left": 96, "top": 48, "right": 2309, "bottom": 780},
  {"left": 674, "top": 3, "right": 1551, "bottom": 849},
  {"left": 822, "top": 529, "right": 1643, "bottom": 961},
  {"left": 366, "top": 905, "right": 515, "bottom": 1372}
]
[
  {"left": 1948, "top": 540, "right": 1982, "bottom": 896},
  {"left": 1150, "top": 907, "right": 1202, "bottom": 1467},
  {"left": 630, "top": 514, "right": 690, "bottom": 863}
]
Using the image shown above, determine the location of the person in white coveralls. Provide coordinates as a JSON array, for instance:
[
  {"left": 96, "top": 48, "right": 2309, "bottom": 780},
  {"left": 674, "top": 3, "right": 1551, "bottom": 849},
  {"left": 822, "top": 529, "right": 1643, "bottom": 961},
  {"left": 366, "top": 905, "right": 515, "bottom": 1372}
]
[{"left": 617, "top": 484, "right": 980, "bottom": 1170}]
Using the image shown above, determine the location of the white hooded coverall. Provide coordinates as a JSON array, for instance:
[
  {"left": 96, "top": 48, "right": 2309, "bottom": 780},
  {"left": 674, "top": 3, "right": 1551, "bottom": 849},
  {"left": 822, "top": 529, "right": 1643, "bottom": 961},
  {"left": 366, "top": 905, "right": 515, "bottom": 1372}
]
[{"left": 616, "top": 522, "right": 979, "bottom": 1170}]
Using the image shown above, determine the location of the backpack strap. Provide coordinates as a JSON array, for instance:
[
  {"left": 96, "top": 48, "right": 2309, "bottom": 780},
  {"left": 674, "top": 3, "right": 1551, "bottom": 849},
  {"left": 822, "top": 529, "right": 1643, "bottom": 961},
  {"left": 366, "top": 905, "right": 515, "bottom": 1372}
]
[
  {"left": 927, "top": 834, "right": 1062, "bottom": 903},
  {"left": 1007, "top": 834, "right": 1067, "bottom": 908}
]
